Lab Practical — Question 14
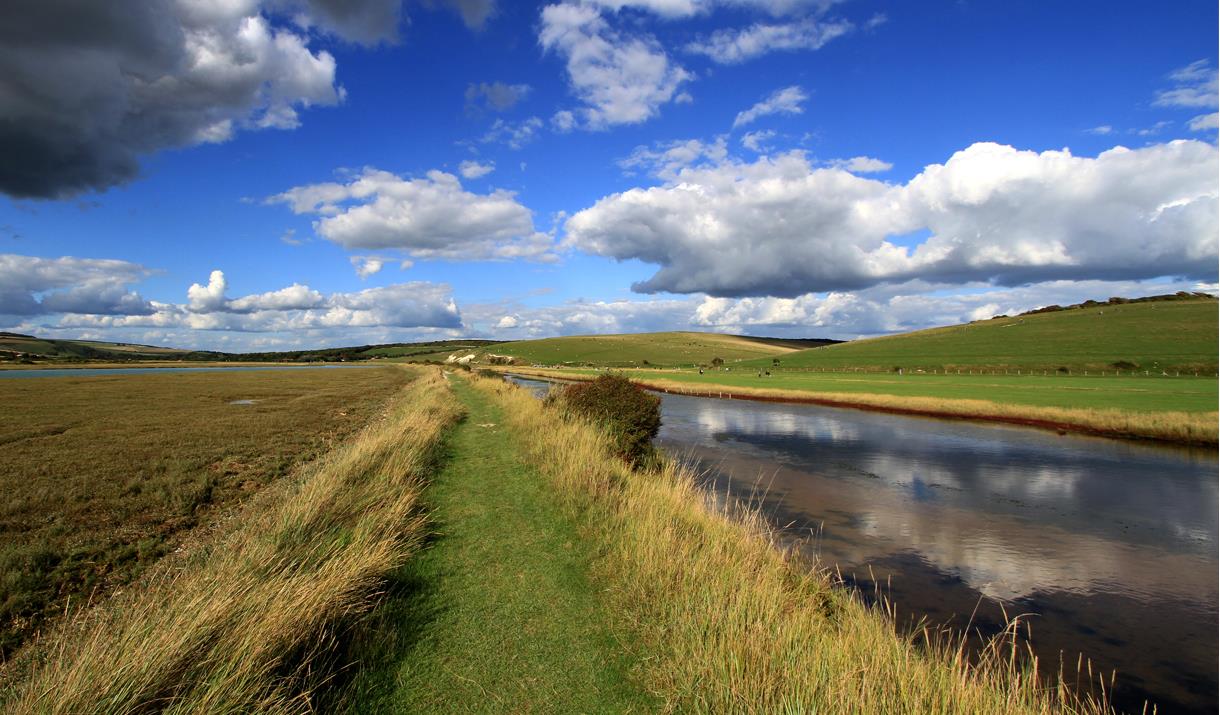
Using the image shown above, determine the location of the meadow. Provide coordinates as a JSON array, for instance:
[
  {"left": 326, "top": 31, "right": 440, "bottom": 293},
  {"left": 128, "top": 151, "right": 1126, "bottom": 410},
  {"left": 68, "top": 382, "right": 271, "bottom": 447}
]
[{"left": 0, "top": 367, "right": 411, "bottom": 658}]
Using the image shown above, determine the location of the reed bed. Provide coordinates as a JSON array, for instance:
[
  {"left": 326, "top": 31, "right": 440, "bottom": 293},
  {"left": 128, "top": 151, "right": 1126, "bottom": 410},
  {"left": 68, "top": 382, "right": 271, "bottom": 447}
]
[
  {"left": 473, "top": 374, "right": 1114, "bottom": 714},
  {"left": 2, "top": 369, "right": 459, "bottom": 714}
]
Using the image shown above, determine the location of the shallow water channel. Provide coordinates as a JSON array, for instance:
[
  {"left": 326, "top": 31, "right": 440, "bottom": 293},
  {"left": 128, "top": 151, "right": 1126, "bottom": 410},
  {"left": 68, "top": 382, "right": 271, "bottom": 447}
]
[{"left": 507, "top": 375, "right": 1218, "bottom": 715}]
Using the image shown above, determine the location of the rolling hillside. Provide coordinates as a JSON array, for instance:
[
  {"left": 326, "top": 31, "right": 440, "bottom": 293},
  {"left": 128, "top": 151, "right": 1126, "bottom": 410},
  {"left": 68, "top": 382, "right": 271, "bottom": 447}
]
[
  {"left": 739, "top": 296, "right": 1219, "bottom": 374},
  {"left": 465, "top": 331, "right": 818, "bottom": 368},
  {"left": 0, "top": 333, "right": 191, "bottom": 361},
  {"left": 0, "top": 333, "right": 499, "bottom": 364}
]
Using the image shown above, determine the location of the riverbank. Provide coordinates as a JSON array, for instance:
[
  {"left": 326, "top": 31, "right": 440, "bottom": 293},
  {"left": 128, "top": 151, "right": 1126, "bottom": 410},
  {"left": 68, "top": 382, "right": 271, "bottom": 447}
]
[
  {"left": 471, "top": 372, "right": 1111, "bottom": 713},
  {"left": 495, "top": 366, "right": 1218, "bottom": 446}
]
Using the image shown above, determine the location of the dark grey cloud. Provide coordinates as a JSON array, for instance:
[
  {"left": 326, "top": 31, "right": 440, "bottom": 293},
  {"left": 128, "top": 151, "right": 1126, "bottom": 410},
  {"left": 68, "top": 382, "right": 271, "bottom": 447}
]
[
  {"left": 0, "top": 1, "right": 344, "bottom": 199},
  {"left": 465, "top": 81, "right": 532, "bottom": 112}
]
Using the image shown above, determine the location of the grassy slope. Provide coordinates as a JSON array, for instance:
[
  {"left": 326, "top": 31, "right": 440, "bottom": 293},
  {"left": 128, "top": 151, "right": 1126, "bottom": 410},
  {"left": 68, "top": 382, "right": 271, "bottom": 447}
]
[
  {"left": 0, "top": 367, "right": 412, "bottom": 657},
  {"left": 0, "top": 334, "right": 188, "bottom": 360},
  {"left": 741, "top": 299, "right": 1218, "bottom": 373},
  {"left": 336, "top": 377, "right": 649, "bottom": 713},
  {"left": 475, "top": 331, "right": 795, "bottom": 367},
  {"left": 2, "top": 370, "right": 459, "bottom": 713}
]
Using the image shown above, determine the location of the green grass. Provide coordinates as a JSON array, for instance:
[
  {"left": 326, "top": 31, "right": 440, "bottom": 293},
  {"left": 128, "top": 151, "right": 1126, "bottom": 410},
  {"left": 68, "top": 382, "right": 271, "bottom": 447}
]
[
  {"left": 602, "top": 369, "right": 1218, "bottom": 413},
  {"left": 0, "top": 367, "right": 412, "bottom": 658},
  {"left": 471, "top": 331, "right": 796, "bottom": 368},
  {"left": 740, "top": 299, "right": 1218, "bottom": 374},
  {"left": 335, "top": 377, "right": 650, "bottom": 714}
]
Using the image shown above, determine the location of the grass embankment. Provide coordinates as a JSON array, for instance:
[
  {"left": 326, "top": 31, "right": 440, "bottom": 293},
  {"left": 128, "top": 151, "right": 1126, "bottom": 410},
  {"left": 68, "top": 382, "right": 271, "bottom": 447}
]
[
  {"left": 0, "top": 367, "right": 412, "bottom": 657},
  {"left": 469, "top": 331, "right": 798, "bottom": 368},
  {"left": 0, "top": 369, "right": 458, "bottom": 713},
  {"left": 504, "top": 367, "right": 1218, "bottom": 445},
  {"left": 740, "top": 299, "right": 1218, "bottom": 374},
  {"left": 473, "top": 374, "right": 1111, "bottom": 713},
  {"left": 334, "top": 377, "right": 649, "bottom": 713}
]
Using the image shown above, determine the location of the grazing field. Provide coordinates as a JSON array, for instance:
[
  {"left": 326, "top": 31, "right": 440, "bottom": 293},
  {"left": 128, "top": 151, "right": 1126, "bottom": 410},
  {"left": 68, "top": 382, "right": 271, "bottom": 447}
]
[
  {"left": 463, "top": 330, "right": 802, "bottom": 367},
  {"left": 738, "top": 299, "right": 1218, "bottom": 374},
  {"left": 0, "top": 366, "right": 412, "bottom": 657}
]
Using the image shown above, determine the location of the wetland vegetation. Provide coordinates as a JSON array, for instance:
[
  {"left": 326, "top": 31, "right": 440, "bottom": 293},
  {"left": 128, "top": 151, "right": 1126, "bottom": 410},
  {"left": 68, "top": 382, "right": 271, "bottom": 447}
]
[{"left": 0, "top": 367, "right": 411, "bottom": 657}]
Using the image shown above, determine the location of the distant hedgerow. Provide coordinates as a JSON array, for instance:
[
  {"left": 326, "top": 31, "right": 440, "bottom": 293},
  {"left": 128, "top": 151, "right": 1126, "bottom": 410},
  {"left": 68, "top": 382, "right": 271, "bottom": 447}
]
[{"left": 547, "top": 374, "right": 661, "bottom": 467}]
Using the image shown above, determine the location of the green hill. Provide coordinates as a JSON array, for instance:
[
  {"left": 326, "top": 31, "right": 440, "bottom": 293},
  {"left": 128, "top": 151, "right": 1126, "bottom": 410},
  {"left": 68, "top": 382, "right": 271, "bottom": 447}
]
[
  {"left": 0, "top": 333, "right": 191, "bottom": 361},
  {"left": 0, "top": 333, "right": 500, "bottom": 365},
  {"left": 741, "top": 296, "right": 1218, "bottom": 374},
  {"left": 465, "top": 331, "right": 808, "bottom": 368}
]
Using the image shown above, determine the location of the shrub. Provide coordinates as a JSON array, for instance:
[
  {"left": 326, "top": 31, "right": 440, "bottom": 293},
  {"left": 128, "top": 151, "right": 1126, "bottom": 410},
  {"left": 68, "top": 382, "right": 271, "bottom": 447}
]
[{"left": 550, "top": 374, "right": 661, "bottom": 467}]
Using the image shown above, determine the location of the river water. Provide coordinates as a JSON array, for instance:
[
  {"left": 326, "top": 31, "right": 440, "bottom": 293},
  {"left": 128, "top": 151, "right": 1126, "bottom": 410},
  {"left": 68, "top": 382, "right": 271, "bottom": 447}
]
[{"left": 506, "top": 375, "right": 1218, "bottom": 714}]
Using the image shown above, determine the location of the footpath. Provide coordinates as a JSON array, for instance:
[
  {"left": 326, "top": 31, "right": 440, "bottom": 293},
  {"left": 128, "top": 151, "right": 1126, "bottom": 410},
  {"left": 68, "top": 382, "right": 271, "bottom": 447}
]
[{"left": 341, "top": 376, "right": 650, "bottom": 714}]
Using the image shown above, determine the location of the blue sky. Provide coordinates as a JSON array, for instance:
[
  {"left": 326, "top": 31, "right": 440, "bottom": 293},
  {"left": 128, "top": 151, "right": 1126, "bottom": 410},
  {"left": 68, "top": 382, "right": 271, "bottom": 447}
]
[{"left": 1, "top": 0, "right": 1216, "bottom": 351}]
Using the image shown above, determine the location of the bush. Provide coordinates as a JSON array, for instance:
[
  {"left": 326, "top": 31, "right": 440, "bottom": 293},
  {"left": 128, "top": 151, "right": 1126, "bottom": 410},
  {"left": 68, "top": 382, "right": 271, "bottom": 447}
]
[{"left": 549, "top": 374, "right": 661, "bottom": 467}]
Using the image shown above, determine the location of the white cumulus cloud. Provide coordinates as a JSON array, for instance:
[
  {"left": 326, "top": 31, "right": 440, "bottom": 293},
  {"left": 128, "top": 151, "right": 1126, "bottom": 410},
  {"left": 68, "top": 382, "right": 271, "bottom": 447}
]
[
  {"left": 828, "top": 156, "right": 893, "bottom": 173},
  {"left": 350, "top": 256, "right": 386, "bottom": 279},
  {"left": 563, "top": 140, "right": 1219, "bottom": 297},
  {"left": 539, "top": 3, "right": 692, "bottom": 129},
  {"left": 458, "top": 160, "right": 496, "bottom": 179},
  {"left": 269, "top": 167, "right": 554, "bottom": 261}
]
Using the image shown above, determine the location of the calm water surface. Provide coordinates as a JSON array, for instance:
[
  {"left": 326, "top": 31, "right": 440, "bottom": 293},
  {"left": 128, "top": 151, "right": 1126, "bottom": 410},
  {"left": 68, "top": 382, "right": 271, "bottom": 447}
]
[{"left": 508, "top": 375, "right": 1218, "bottom": 714}]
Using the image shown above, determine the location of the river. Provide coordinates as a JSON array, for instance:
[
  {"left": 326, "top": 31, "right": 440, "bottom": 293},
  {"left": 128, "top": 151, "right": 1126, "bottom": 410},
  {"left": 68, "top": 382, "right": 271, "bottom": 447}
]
[{"left": 506, "top": 375, "right": 1218, "bottom": 714}]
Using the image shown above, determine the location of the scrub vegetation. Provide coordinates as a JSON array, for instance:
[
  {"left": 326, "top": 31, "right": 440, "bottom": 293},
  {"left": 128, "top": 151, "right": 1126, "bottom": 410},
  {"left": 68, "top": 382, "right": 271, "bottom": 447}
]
[
  {"left": 546, "top": 373, "right": 662, "bottom": 466},
  {"left": 1, "top": 369, "right": 458, "bottom": 713},
  {"left": 0, "top": 367, "right": 411, "bottom": 657}
]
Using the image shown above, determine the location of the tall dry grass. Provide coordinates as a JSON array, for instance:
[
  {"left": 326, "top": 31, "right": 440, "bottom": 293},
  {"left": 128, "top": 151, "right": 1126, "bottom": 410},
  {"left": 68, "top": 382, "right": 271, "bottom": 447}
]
[
  {"left": 2, "top": 369, "right": 459, "bottom": 714},
  {"left": 473, "top": 374, "right": 1114, "bottom": 714}
]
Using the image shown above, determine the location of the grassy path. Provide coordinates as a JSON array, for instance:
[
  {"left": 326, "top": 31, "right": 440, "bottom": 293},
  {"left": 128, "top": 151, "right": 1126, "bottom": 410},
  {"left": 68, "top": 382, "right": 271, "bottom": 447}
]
[{"left": 340, "top": 376, "right": 650, "bottom": 714}]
